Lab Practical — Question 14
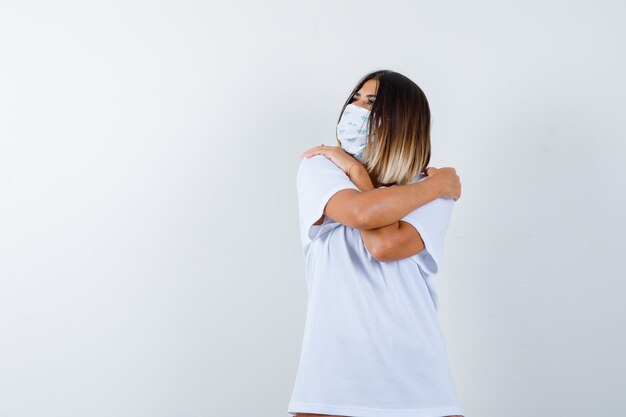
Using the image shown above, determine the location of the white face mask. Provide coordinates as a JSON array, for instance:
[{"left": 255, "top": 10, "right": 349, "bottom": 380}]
[{"left": 336, "top": 103, "right": 371, "bottom": 162}]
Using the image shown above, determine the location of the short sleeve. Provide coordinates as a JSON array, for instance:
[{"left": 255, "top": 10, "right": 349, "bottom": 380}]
[
  {"left": 296, "top": 155, "right": 360, "bottom": 251},
  {"left": 400, "top": 175, "right": 455, "bottom": 276}
]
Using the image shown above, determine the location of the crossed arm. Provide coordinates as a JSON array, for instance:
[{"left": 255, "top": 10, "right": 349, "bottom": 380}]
[{"left": 315, "top": 164, "right": 441, "bottom": 262}]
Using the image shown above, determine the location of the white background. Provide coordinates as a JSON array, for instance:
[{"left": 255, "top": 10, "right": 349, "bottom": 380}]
[{"left": 1, "top": 1, "right": 625, "bottom": 416}]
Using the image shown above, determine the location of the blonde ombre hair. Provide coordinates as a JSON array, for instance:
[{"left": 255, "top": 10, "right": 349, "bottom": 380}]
[{"left": 335, "top": 70, "right": 432, "bottom": 187}]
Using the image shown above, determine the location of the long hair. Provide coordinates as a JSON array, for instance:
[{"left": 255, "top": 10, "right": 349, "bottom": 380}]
[{"left": 335, "top": 69, "right": 431, "bottom": 186}]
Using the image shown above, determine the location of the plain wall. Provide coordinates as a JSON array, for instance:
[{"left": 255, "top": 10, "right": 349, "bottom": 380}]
[{"left": 1, "top": 1, "right": 625, "bottom": 416}]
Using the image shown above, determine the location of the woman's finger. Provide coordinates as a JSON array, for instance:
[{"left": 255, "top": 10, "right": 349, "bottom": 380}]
[{"left": 301, "top": 145, "right": 335, "bottom": 158}]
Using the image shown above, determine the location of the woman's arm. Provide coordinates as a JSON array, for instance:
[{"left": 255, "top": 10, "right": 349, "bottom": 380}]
[
  {"left": 346, "top": 164, "right": 433, "bottom": 261},
  {"left": 302, "top": 147, "right": 447, "bottom": 230},
  {"left": 347, "top": 164, "right": 442, "bottom": 229},
  {"left": 300, "top": 146, "right": 459, "bottom": 261}
]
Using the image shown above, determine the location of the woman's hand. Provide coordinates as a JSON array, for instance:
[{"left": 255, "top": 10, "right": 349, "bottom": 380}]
[
  {"left": 425, "top": 167, "right": 462, "bottom": 201},
  {"left": 300, "top": 145, "right": 361, "bottom": 176}
]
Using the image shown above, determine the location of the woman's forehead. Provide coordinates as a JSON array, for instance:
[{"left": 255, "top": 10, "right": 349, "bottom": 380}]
[{"left": 358, "top": 79, "right": 379, "bottom": 93}]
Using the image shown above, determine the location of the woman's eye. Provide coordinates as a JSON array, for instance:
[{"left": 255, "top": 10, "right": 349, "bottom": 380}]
[{"left": 350, "top": 97, "right": 375, "bottom": 106}]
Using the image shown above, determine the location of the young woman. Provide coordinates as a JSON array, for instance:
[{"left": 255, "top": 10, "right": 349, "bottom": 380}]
[{"left": 287, "top": 69, "right": 465, "bottom": 417}]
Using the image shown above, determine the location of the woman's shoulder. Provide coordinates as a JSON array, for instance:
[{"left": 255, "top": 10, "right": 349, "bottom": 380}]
[{"left": 298, "top": 154, "right": 331, "bottom": 169}]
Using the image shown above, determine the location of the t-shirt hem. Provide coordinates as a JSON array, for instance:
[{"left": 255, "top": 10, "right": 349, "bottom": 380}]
[{"left": 287, "top": 401, "right": 466, "bottom": 417}]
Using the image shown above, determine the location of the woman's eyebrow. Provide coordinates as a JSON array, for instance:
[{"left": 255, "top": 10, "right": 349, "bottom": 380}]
[{"left": 354, "top": 92, "right": 377, "bottom": 98}]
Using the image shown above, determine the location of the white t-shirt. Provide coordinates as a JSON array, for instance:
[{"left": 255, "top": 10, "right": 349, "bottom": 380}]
[{"left": 287, "top": 155, "right": 466, "bottom": 417}]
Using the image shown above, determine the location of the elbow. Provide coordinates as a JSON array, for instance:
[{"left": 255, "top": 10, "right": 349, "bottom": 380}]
[
  {"left": 371, "top": 246, "right": 392, "bottom": 263},
  {"left": 368, "top": 239, "right": 391, "bottom": 263},
  {"left": 370, "top": 250, "right": 387, "bottom": 263}
]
